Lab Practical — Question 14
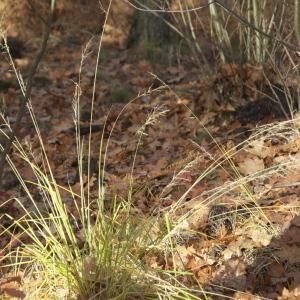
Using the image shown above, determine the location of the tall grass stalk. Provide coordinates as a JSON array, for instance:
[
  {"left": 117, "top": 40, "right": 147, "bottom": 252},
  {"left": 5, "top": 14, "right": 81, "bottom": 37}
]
[
  {"left": 208, "top": 0, "right": 288, "bottom": 63},
  {"left": 0, "top": 86, "right": 205, "bottom": 300},
  {"left": 209, "top": 0, "right": 232, "bottom": 63},
  {"left": 0, "top": 10, "right": 205, "bottom": 300}
]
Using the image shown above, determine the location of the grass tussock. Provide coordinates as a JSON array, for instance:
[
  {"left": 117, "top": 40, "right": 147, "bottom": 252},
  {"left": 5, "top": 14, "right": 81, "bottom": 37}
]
[{"left": 0, "top": 103, "right": 207, "bottom": 299}]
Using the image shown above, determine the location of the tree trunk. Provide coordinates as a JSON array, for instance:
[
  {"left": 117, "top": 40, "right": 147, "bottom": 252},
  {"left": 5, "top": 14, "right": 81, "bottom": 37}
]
[{"left": 127, "top": 0, "right": 175, "bottom": 51}]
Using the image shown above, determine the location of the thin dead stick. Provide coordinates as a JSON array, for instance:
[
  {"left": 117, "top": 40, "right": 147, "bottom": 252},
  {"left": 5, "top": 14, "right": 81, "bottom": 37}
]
[
  {"left": 124, "top": 0, "right": 216, "bottom": 13},
  {"left": 273, "top": 181, "right": 300, "bottom": 189},
  {"left": 0, "top": 0, "right": 56, "bottom": 187}
]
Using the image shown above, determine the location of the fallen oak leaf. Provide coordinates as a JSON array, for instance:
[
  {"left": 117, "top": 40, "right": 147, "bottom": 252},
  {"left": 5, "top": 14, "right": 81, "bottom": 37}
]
[
  {"left": 291, "top": 215, "right": 300, "bottom": 227},
  {"left": 246, "top": 226, "right": 272, "bottom": 247},
  {"left": 1, "top": 276, "right": 25, "bottom": 299},
  {"left": 1, "top": 288, "right": 26, "bottom": 299},
  {"left": 247, "top": 138, "right": 276, "bottom": 159},
  {"left": 238, "top": 156, "right": 264, "bottom": 176},
  {"left": 268, "top": 262, "right": 285, "bottom": 278},
  {"left": 281, "top": 225, "right": 300, "bottom": 244},
  {"left": 276, "top": 245, "right": 300, "bottom": 264}
]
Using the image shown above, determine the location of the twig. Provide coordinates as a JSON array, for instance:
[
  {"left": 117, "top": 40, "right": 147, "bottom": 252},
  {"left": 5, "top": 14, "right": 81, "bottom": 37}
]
[
  {"left": 0, "top": 0, "right": 56, "bottom": 187},
  {"left": 273, "top": 181, "right": 300, "bottom": 189},
  {"left": 124, "top": 0, "right": 216, "bottom": 13}
]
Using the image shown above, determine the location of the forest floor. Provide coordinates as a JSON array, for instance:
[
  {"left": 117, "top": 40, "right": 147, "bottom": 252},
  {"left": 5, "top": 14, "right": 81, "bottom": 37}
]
[{"left": 1, "top": 33, "right": 300, "bottom": 300}]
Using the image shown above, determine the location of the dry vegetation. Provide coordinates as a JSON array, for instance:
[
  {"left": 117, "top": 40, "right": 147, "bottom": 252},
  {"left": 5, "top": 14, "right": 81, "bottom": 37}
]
[{"left": 1, "top": 1, "right": 300, "bottom": 300}]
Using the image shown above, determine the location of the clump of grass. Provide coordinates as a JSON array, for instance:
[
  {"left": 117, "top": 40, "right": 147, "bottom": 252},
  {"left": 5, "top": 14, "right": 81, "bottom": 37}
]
[
  {"left": 3, "top": 64, "right": 299, "bottom": 300},
  {"left": 0, "top": 65, "right": 206, "bottom": 299},
  {"left": 0, "top": 99, "right": 207, "bottom": 299},
  {"left": 0, "top": 7, "right": 205, "bottom": 298},
  {"left": 2, "top": 3, "right": 299, "bottom": 299}
]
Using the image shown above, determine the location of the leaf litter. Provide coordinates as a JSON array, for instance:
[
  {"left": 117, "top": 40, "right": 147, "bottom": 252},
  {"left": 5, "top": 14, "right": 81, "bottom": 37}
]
[{"left": 1, "top": 37, "right": 300, "bottom": 299}]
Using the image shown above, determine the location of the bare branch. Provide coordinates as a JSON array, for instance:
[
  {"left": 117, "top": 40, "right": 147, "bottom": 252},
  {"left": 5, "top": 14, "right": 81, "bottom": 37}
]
[{"left": 123, "top": 0, "right": 215, "bottom": 13}]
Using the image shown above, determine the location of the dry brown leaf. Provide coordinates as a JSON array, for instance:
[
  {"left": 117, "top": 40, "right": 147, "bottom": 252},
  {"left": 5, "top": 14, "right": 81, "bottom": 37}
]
[
  {"left": 280, "top": 139, "right": 300, "bottom": 153},
  {"left": 291, "top": 215, "right": 300, "bottom": 227},
  {"left": 248, "top": 139, "right": 276, "bottom": 159},
  {"left": 246, "top": 226, "right": 272, "bottom": 247},
  {"left": 1, "top": 276, "right": 25, "bottom": 299},
  {"left": 196, "top": 266, "right": 212, "bottom": 285},
  {"left": 238, "top": 156, "right": 265, "bottom": 176},
  {"left": 277, "top": 245, "right": 300, "bottom": 264},
  {"left": 213, "top": 258, "right": 246, "bottom": 290},
  {"left": 282, "top": 225, "right": 300, "bottom": 244},
  {"left": 223, "top": 238, "right": 254, "bottom": 260},
  {"left": 268, "top": 262, "right": 285, "bottom": 278},
  {"left": 1, "top": 288, "right": 26, "bottom": 299},
  {"left": 220, "top": 63, "right": 239, "bottom": 77}
]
